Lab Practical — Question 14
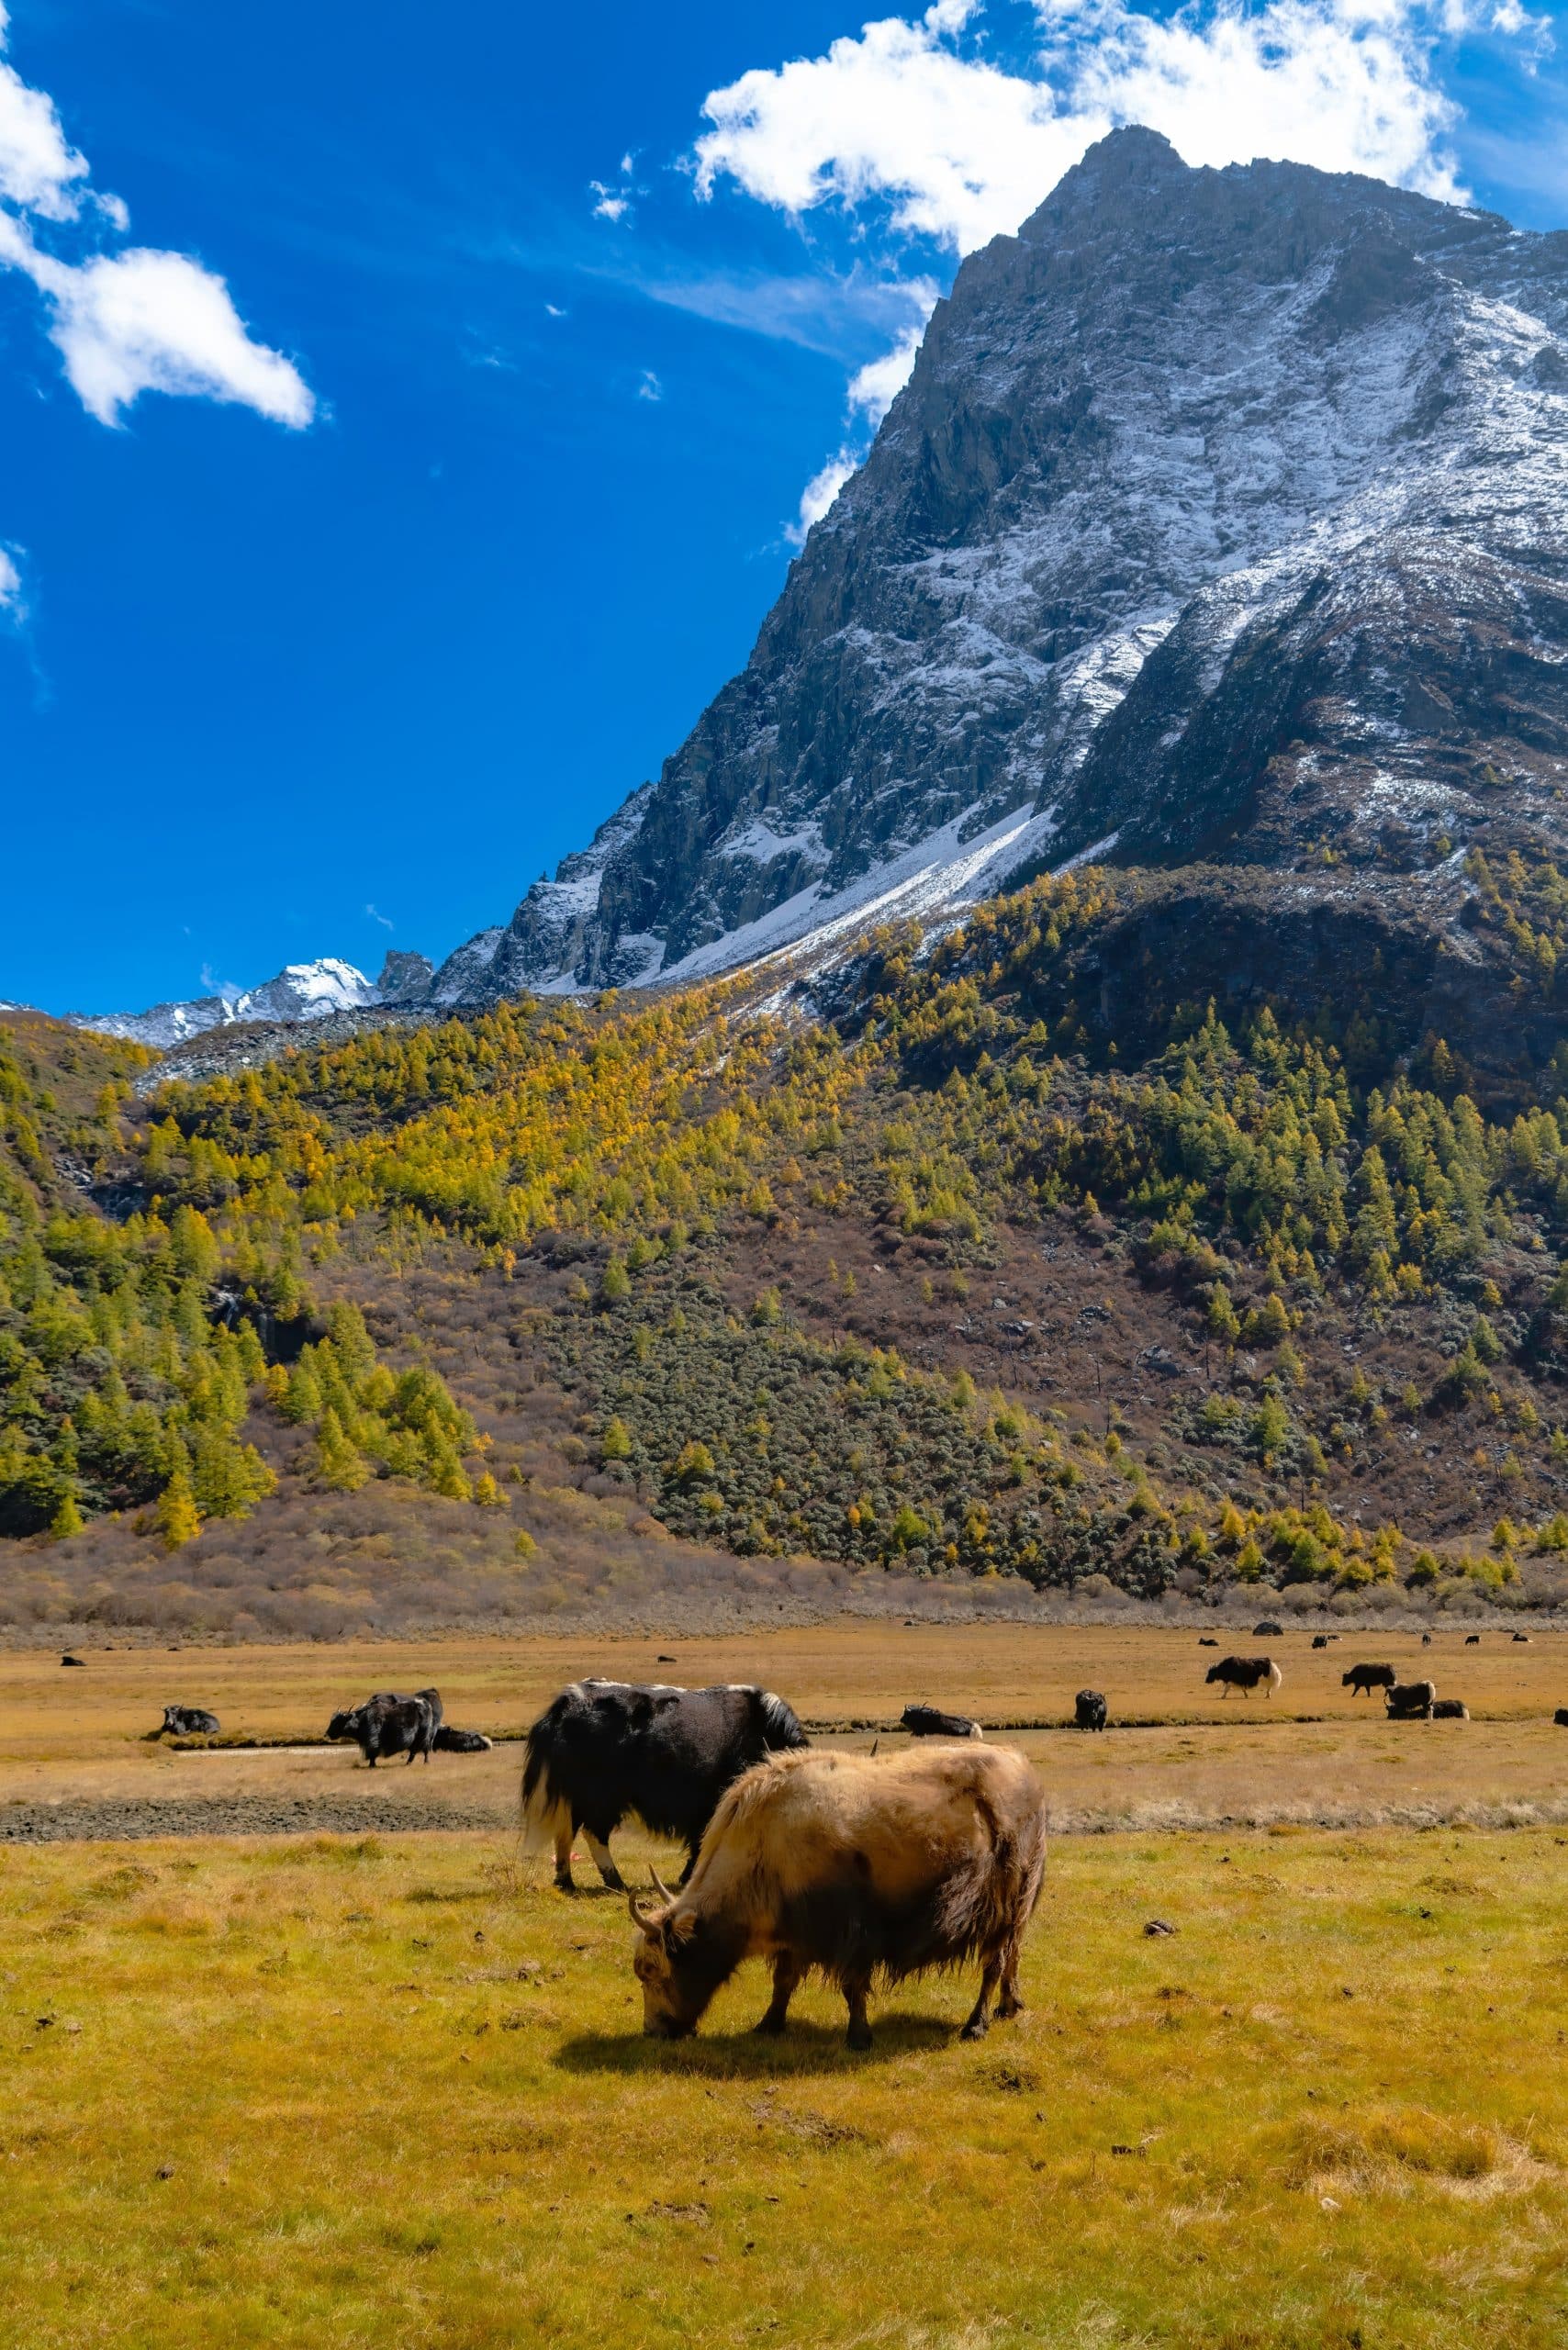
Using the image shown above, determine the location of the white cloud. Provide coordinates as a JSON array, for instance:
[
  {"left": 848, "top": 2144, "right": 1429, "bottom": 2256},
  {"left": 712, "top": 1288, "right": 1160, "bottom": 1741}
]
[
  {"left": 847, "top": 316, "right": 928, "bottom": 423},
  {"left": 636, "top": 367, "right": 663, "bottom": 401},
  {"left": 696, "top": 2, "right": 1087, "bottom": 252},
  {"left": 365, "top": 903, "right": 394, "bottom": 931},
  {"left": 591, "top": 182, "right": 631, "bottom": 222},
  {"left": 788, "top": 449, "right": 857, "bottom": 544},
  {"left": 39, "top": 242, "right": 312, "bottom": 428},
  {"left": 0, "top": 6, "right": 86, "bottom": 220},
  {"left": 695, "top": 0, "right": 1547, "bottom": 262},
  {"left": 0, "top": 10, "right": 312, "bottom": 430},
  {"left": 0, "top": 541, "right": 22, "bottom": 611},
  {"left": 785, "top": 293, "right": 934, "bottom": 543}
]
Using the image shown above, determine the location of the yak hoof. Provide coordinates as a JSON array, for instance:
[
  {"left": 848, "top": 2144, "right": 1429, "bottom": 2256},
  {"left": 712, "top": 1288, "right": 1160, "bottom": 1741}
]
[
  {"left": 554, "top": 1874, "right": 577, "bottom": 1896},
  {"left": 753, "top": 2011, "right": 789, "bottom": 2037},
  {"left": 960, "top": 2016, "right": 990, "bottom": 2042},
  {"left": 997, "top": 1993, "right": 1025, "bottom": 2020},
  {"left": 598, "top": 1869, "right": 627, "bottom": 1894},
  {"left": 846, "top": 2019, "right": 874, "bottom": 2053}
]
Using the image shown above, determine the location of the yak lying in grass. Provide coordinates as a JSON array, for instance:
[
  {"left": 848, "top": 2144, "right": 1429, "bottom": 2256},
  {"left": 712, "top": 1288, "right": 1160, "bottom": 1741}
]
[
  {"left": 155, "top": 1706, "right": 220, "bottom": 1737},
  {"left": 628, "top": 1742, "right": 1047, "bottom": 2049},
  {"left": 1431, "top": 1699, "right": 1470, "bottom": 1719},
  {"left": 521, "top": 1678, "right": 806, "bottom": 1892},
  {"left": 902, "top": 1704, "right": 982, "bottom": 1740},
  {"left": 1205, "top": 1656, "right": 1282, "bottom": 1697}
]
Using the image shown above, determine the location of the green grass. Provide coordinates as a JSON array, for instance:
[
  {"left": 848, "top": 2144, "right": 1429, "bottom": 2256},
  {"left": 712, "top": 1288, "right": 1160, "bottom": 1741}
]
[{"left": 3, "top": 1823, "right": 1566, "bottom": 2347}]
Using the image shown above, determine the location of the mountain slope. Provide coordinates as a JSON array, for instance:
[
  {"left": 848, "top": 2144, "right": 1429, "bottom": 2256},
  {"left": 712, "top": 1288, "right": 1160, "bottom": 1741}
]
[{"left": 446, "top": 127, "right": 1568, "bottom": 999}]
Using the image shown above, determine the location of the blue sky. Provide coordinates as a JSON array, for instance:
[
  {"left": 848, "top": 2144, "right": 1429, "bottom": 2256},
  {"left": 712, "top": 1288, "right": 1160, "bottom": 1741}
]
[{"left": 1, "top": 0, "right": 1563, "bottom": 1016}]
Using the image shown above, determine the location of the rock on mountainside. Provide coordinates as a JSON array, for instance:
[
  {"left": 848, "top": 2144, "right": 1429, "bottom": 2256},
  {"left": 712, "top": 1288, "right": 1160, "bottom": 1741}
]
[
  {"left": 444, "top": 126, "right": 1568, "bottom": 1002},
  {"left": 73, "top": 955, "right": 427, "bottom": 1050}
]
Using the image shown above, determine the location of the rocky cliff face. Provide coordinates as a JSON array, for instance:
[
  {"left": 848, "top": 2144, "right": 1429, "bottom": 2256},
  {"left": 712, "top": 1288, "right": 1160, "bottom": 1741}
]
[{"left": 446, "top": 127, "right": 1568, "bottom": 999}]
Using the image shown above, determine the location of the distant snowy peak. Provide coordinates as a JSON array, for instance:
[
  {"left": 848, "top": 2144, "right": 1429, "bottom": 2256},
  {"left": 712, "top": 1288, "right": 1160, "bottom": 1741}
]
[{"left": 73, "top": 957, "right": 393, "bottom": 1050}]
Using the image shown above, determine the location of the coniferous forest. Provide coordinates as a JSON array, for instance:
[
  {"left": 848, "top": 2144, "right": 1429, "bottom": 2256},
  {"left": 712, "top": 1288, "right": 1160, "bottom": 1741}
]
[{"left": 6, "top": 856, "right": 1568, "bottom": 1637}]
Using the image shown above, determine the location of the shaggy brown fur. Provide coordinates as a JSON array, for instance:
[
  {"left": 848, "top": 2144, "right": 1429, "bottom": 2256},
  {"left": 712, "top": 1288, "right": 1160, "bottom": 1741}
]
[{"left": 628, "top": 1743, "right": 1047, "bottom": 2049}]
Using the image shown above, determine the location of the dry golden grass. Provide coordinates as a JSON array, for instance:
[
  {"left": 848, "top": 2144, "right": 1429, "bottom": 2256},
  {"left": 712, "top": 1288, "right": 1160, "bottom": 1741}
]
[
  {"left": 3, "top": 1818, "right": 1566, "bottom": 2349},
  {"left": 4, "top": 1623, "right": 1564, "bottom": 1833}
]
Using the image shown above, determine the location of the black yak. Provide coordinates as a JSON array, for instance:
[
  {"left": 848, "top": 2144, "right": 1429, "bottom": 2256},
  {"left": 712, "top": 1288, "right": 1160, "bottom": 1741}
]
[
  {"left": 1074, "top": 1690, "right": 1108, "bottom": 1731},
  {"left": 155, "top": 1706, "right": 220, "bottom": 1737},
  {"left": 1341, "top": 1662, "right": 1395, "bottom": 1697},
  {"left": 326, "top": 1688, "right": 442, "bottom": 1766}
]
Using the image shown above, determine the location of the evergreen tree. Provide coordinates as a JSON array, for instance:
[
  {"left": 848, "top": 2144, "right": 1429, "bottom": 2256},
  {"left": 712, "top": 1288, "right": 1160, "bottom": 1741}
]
[{"left": 157, "top": 1471, "right": 201, "bottom": 1551}]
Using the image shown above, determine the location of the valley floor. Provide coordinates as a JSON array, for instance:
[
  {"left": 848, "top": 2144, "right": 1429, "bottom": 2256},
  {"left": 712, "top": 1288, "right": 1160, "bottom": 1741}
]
[
  {"left": 4, "top": 1817, "right": 1565, "bottom": 2348},
  {"left": 3, "top": 1622, "right": 1566, "bottom": 1838},
  {"left": 4, "top": 1628, "right": 1566, "bottom": 2348}
]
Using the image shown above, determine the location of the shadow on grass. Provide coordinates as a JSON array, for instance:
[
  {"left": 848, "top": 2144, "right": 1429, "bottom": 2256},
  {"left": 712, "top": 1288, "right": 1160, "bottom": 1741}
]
[{"left": 554, "top": 2011, "right": 958, "bottom": 2078}]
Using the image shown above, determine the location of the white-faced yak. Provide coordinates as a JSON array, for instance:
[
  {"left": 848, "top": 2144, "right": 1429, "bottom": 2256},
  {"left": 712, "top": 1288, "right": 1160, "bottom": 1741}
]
[{"left": 628, "top": 1742, "right": 1047, "bottom": 2050}]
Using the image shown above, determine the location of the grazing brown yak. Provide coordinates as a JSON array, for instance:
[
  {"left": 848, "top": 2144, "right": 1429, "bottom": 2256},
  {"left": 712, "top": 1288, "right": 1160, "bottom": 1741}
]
[
  {"left": 1385, "top": 1680, "right": 1438, "bottom": 1720},
  {"left": 627, "top": 1744, "right": 1047, "bottom": 2050}
]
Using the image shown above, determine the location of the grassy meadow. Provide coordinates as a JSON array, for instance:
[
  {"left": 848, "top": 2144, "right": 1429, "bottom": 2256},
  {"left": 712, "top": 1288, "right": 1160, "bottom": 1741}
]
[
  {"left": 4, "top": 1819, "right": 1567, "bottom": 2349},
  {"left": 3, "top": 1624, "right": 1567, "bottom": 2347}
]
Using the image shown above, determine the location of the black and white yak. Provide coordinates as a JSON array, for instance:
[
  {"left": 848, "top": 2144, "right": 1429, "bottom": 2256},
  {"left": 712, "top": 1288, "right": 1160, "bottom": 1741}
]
[
  {"left": 521, "top": 1677, "right": 806, "bottom": 1892},
  {"left": 1204, "top": 1656, "right": 1282, "bottom": 1698}
]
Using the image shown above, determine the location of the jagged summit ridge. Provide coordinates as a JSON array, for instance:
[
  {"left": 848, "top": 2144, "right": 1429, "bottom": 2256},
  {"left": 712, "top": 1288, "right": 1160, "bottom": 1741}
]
[{"left": 437, "top": 126, "right": 1568, "bottom": 1000}]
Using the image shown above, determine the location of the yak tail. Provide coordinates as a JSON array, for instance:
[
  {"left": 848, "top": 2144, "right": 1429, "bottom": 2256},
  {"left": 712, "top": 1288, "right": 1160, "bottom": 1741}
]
[
  {"left": 758, "top": 1687, "right": 809, "bottom": 1751},
  {"left": 1266, "top": 1661, "right": 1282, "bottom": 1695},
  {"left": 519, "top": 1722, "right": 572, "bottom": 1852}
]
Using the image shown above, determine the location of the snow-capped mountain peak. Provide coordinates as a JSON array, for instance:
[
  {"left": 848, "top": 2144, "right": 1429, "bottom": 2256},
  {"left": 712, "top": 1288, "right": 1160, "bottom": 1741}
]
[
  {"left": 424, "top": 127, "right": 1568, "bottom": 1002},
  {"left": 73, "top": 956, "right": 398, "bottom": 1050}
]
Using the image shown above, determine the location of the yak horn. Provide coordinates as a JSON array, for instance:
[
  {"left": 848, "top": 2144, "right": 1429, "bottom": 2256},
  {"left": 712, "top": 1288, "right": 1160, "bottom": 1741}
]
[
  {"left": 628, "top": 1890, "right": 656, "bottom": 1928},
  {"left": 649, "top": 1866, "right": 675, "bottom": 1904}
]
